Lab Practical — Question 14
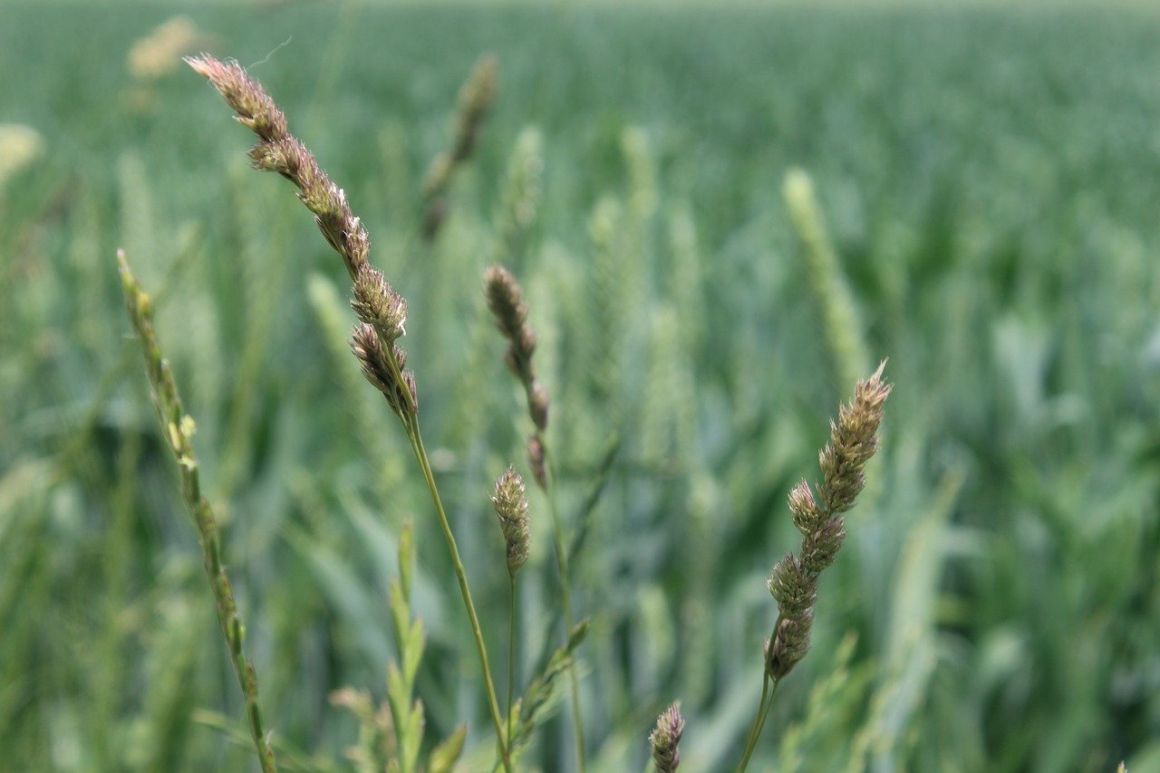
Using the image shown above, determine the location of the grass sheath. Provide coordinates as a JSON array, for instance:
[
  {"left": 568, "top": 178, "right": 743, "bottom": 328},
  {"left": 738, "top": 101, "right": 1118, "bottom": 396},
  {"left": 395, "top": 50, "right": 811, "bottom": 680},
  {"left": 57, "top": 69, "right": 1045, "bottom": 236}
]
[
  {"left": 116, "top": 250, "right": 277, "bottom": 773},
  {"left": 186, "top": 54, "right": 511, "bottom": 771},
  {"left": 737, "top": 361, "right": 892, "bottom": 771}
]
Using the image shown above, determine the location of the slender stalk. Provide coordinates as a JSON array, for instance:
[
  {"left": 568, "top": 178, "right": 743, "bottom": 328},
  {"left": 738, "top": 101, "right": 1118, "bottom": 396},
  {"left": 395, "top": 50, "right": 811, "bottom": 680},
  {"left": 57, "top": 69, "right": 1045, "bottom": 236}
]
[
  {"left": 507, "top": 575, "right": 517, "bottom": 752},
  {"left": 483, "top": 263, "right": 584, "bottom": 769},
  {"left": 541, "top": 448, "right": 586, "bottom": 772},
  {"left": 737, "top": 672, "right": 776, "bottom": 772},
  {"left": 753, "top": 679, "right": 779, "bottom": 751},
  {"left": 117, "top": 251, "right": 277, "bottom": 773},
  {"left": 404, "top": 413, "right": 511, "bottom": 773}
]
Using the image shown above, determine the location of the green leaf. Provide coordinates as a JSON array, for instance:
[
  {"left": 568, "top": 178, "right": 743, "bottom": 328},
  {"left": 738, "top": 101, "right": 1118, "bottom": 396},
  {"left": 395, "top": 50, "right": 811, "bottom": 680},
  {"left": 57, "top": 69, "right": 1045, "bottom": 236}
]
[
  {"left": 514, "top": 619, "right": 590, "bottom": 752},
  {"left": 403, "top": 617, "right": 425, "bottom": 687},
  {"left": 401, "top": 700, "right": 424, "bottom": 773},
  {"left": 427, "top": 724, "right": 467, "bottom": 773}
]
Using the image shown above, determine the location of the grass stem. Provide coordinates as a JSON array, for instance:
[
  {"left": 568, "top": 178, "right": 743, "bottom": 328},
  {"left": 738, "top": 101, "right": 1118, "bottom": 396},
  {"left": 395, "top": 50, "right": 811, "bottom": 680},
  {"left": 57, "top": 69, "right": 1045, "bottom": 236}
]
[
  {"left": 405, "top": 413, "right": 511, "bottom": 772},
  {"left": 117, "top": 250, "right": 277, "bottom": 773},
  {"left": 542, "top": 445, "right": 586, "bottom": 772},
  {"left": 737, "top": 671, "right": 779, "bottom": 772},
  {"left": 507, "top": 575, "right": 517, "bottom": 754}
]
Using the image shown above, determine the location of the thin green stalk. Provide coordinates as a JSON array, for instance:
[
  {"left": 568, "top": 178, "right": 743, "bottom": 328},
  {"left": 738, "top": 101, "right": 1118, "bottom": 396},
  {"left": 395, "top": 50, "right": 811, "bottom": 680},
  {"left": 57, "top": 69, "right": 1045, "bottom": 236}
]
[
  {"left": 117, "top": 251, "right": 277, "bottom": 773},
  {"left": 752, "top": 679, "right": 779, "bottom": 756},
  {"left": 737, "top": 672, "right": 778, "bottom": 772},
  {"left": 542, "top": 445, "right": 586, "bottom": 772},
  {"left": 507, "top": 575, "right": 517, "bottom": 753},
  {"left": 404, "top": 413, "right": 511, "bottom": 773},
  {"left": 482, "top": 264, "right": 579, "bottom": 765}
]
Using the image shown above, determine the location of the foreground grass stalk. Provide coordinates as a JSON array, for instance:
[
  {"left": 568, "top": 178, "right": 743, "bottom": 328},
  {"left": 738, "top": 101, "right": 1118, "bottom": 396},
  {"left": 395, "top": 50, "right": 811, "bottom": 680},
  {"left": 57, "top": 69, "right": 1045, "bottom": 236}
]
[
  {"left": 543, "top": 450, "right": 586, "bottom": 772},
  {"left": 406, "top": 416, "right": 511, "bottom": 771},
  {"left": 187, "top": 54, "right": 509, "bottom": 770},
  {"left": 490, "top": 466, "right": 531, "bottom": 764},
  {"left": 737, "top": 675, "right": 779, "bottom": 770},
  {"left": 485, "top": 266, "right": 586, "bottom": 770},
  {"left": 117, "top": 250, "right": 277, "bottom": 773},
  {"left": 507, "top": 575, "right": 517, "bottom": 750},
  {"left": 737, "top": 362, "right": 891, "bottom": 772}
]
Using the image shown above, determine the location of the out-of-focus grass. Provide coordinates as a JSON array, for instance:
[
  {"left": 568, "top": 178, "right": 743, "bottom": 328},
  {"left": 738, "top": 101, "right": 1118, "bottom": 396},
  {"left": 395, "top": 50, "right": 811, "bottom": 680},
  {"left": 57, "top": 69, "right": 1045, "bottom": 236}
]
[{"left": 2, "top": 2, "right": 1159, "bottom": 770}]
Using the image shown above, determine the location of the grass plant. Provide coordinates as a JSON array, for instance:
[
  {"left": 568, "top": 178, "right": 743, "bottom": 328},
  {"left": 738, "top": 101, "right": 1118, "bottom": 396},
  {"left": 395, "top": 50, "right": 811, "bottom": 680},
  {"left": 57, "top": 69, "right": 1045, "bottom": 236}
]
[
  {"left": 185, "top": 51, "right": 517, "bottom": 770},
  {"left": 117, "top": 250, "right": 277, "bottom": 773}
]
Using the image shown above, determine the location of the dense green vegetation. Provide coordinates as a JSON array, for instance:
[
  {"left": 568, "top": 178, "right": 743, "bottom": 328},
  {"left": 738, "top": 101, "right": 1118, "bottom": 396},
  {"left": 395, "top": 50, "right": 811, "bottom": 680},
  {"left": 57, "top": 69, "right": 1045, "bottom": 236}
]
[{"left": 2, "top": 2, "right": 1159, "bottom": 770}]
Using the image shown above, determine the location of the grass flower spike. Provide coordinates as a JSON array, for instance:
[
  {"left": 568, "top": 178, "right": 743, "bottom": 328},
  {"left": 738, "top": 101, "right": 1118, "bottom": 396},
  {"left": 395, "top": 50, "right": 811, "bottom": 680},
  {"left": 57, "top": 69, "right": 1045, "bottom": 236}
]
[
  {"left": 492, "top": 466, "right": 531, "bottom": 577},
  {"left": 739, "top": 361, "right": 891, "bottom": 770},
  {"left": 484, "top": 262, "right": 586, "bottom": 768},
  {"left": 184, "top": 54, "right": 416, "bottom": 420},
  {"left": 117, "top": 250, "right": 276, "bottom": 773},
  {"left": 485, "top": 264, "right": 549, "bottom": 432},
  {"left": 421, "top": 53, "right": 499, "bottom": 239},
  {"left": 649, "top": 702, "right": 685, "bottom": 773},
  {"left": 189, "top": 54, "right": 511, "bottom": 770},
  {"left": 767, "top": 359, "right": 891, "bottom": 678}
]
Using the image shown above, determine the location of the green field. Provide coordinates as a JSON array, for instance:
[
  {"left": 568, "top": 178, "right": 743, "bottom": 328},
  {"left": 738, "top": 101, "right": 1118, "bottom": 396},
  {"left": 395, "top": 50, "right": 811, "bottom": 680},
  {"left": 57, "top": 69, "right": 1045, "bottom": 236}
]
[{"left": 3, "top": 1, "right": 1160, "bottom": 770}]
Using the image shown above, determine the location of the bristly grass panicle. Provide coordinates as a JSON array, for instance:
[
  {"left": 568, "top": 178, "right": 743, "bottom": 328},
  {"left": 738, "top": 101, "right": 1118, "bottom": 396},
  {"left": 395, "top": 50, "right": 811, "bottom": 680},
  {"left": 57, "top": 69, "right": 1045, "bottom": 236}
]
[
  {"left": 485, "top": 264, "right": 549, "bottom": 433},
  {"left": 184, "top": 54, "right": 417, "bottom": 422},
  {"left": 649, "top": 702, "right": 685, "bottom": 773},
  {"left": 189, "top": 53, "right": 511, "bottom": 771},
  {"left": 767, "top": 360, "right": 891, "bottom": 679},
  {"left": 492, "top": 466, "right": 531, "bottom": 577},
  {"left": 738, "top": 361, "right": 891, "bottom": 772}
]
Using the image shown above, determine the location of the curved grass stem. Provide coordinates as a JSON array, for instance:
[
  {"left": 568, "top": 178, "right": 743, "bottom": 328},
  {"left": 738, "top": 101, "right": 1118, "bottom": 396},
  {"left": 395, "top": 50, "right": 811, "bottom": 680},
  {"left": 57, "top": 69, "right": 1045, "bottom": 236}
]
[{"left": 737, "top": 671, "right": 779, "bottom": 772}]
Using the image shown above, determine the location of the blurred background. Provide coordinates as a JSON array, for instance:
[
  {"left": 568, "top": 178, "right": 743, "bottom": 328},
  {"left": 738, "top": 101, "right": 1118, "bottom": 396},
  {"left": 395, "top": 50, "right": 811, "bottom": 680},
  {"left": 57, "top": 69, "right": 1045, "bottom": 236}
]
[{"left": 2, "top": 0, "right": 1160, "bottom": 770}]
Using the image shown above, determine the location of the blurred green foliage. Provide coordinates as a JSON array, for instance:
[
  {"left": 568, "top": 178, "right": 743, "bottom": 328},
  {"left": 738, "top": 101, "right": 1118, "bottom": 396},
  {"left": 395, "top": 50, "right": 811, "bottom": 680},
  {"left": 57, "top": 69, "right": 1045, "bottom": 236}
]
[{"left": 2, "top": 2, "right": 1159, "bottom": 770}]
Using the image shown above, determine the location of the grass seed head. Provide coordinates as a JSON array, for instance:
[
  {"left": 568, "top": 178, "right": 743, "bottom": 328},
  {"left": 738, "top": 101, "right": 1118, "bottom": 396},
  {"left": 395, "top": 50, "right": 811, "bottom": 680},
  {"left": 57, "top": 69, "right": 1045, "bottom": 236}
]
[
  {"left": 492, "top": 466, "right": 530, "bottom": 576},
  {"left": 649, "top": 702, "right": 685, "bottom": 772},
  {"left": 766, "top": 361, "right": 891, "bottom": 680}
]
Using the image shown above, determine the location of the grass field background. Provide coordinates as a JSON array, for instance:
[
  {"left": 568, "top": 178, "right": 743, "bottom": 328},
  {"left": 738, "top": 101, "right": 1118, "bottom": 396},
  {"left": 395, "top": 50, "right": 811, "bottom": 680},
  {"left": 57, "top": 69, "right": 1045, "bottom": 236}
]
[{"left": 2, "top": 1, "right": 1160, "bottom": 770}]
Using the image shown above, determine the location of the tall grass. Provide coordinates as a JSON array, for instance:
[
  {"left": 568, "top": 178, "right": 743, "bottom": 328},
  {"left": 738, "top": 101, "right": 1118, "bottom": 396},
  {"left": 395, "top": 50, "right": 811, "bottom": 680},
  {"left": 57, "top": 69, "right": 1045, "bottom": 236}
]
[{"left": 1, "top": 3, "right": 1159, "bottom": 770}]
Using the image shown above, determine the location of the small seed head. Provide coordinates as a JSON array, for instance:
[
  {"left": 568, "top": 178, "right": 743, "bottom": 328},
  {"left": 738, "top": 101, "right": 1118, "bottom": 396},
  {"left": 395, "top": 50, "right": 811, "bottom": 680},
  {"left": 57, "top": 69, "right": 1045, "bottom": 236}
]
[
  {"left": 649, "top": 702, "right": 685, "bottom": 773},
  {"left": 491, "top": 466, "right": 530, "bottom": 576},
  {"left": 352, "top": 264, "right": 407, "bottom": 343},
  {"left": 788, "top": 480, "right": 821, "bottom": 535}
]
